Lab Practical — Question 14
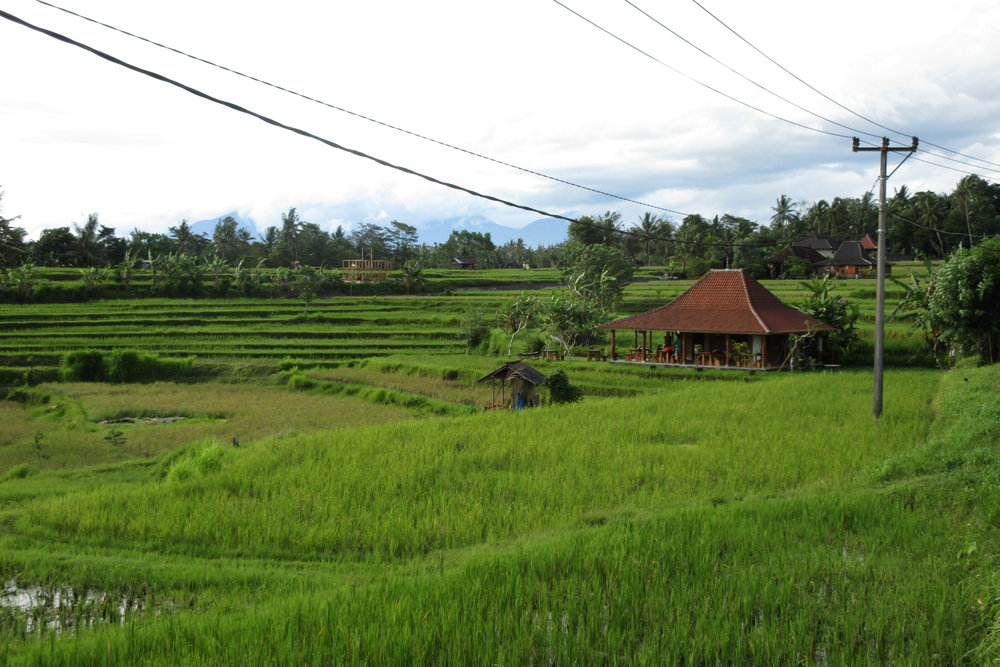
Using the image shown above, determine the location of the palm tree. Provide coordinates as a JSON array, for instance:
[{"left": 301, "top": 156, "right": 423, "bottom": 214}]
[
  {"left": 169, "top": 219, "right": 196, "bottom": 255},
  {"left": 770, "top": 195, "right": 798, "bottom": 233},
  {"left": 73, "top": 213, "right": 102, "bottom": 266},
  {"left": 913, "top": 192, "right": 947, "bottom": 255},
  {"left": 636, "top": 212, "right": 660, "bottom": 266}
]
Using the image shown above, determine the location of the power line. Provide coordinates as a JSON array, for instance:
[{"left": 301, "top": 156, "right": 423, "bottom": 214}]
[
  {"left": 622, "top": 0, "right": 884, "bottom": 142},
  {"left": 1, "top": 8, "right": 784, "bottom": 252},
  {"left": 32, "top": 0, "right": 691, "bottom": 218},
  {"left": 550, "top": 0, "right": 854, "bottom": 141},
  {"left": 688, "top": 0, "right": 1000, "bottom": 174}
]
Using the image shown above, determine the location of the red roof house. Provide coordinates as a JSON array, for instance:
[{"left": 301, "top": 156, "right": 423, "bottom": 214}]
[{"left": 598, "top": 269, "right": 832, "bottom": 369}]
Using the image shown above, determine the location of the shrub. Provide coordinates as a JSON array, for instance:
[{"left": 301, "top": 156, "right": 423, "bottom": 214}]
[
  {"left": 60, "top": 350, "right": 107, "bottom": 382},
  {"left": 783, "top": 257, "right": 814, "bottom": 277},
  {"left": 165, "top": 440, "right": 225, "bottom": 483},
  {"left": 62, "top": 349, "right": 194, "bottom": 384},
  {"left": 546, "top": 369, "right": 582, "bottom": 404},
  {"left": 461, "top": 309, "right": 490, "bottom": 351}
]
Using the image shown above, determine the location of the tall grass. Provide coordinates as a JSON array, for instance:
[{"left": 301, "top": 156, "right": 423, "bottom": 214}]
[
  {"left": 5, "top": 367, "right": 1000, "bottom": 663},
  {"left": 17, "top": 370, "right": 936, "bottom": 561}
]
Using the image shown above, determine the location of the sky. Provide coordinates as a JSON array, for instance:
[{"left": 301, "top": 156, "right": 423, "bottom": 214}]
[{"left": 2, "top": 0, "right": 1000, "bottom": 242}]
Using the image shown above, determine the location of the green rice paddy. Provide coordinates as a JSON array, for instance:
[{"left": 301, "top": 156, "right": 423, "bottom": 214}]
[{"left": 2, "top": 264, "right": 999, "bottom": 663}]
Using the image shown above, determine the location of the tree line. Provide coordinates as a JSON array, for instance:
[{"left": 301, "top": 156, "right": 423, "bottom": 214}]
[{"left": 2, "top": 174, "right": 999, "bottom": 273}]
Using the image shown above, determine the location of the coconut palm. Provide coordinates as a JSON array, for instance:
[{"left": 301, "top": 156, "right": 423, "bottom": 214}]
[{"left": 770, "top": 194, "right": 799, "bottom": 233}]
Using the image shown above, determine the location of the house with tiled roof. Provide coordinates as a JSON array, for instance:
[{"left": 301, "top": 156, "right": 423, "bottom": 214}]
[
  {"left": 793, "top": 233, "right": 838, "bottom": 258},
  {"left": 817, "top": 240, "right": 887, "bottom": 277},
  {"left": 598, "top": 269, "right": 832, "bottom": 369}
]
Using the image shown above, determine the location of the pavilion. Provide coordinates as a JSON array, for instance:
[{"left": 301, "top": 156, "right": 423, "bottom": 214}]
[{"left": 598, "top": 269, "right": 833, "bottom": 369}]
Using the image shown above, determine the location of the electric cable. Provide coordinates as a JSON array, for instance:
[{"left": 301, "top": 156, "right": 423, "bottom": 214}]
[
  {"left": 1, "top": 8, "right": 788, "bottom": 251},
  {"left": 688, "top": 0, "right": 1000, "bottom": 173},
  {"left": 550, "top": 0, "right": 854, "bottom": 141},
  {"left": 32, "top": 0, "right": 691, "bottom": 217},
  {"left": 622, "top": 0, "right": 884, "bottom": 142}
]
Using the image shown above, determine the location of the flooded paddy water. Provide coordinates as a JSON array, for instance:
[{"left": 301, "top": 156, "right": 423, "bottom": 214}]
[{"left": 1, "top": 580, "right": 166, "bottom": 635}]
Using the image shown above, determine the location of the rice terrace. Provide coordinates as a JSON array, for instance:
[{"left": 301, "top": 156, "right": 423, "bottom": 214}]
[{"left": 0, "top": 245, "right": 999, "bottom": 665}]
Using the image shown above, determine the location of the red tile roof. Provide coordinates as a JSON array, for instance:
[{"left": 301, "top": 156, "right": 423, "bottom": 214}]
[{"left": 599, "top": 269, "right": 833, "bottom": 334}]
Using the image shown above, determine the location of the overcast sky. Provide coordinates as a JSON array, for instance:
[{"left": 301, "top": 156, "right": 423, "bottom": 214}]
[{"left": 3, "top": 0, "right": 1000, "bottom": 241}]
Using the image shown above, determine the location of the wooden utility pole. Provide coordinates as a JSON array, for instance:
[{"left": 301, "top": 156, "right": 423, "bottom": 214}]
[{"left": 852, "top": 136, "right": 918, "bottom": 418}]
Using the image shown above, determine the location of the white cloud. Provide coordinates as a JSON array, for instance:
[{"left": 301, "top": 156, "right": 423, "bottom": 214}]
[{"left": 2, "top": 0, "right": 1000, "bottom": 241}]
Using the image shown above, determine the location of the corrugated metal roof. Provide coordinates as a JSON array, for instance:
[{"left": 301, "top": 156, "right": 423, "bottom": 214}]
[
  {"left": 598, "top": 269, "right": 833, "bottom": 334},
  {"left": 476, "top": 361, "right": 546, "bottom": 385}
]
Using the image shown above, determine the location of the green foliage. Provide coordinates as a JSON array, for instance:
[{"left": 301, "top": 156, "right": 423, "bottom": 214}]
[
  {"left": 686, "top": 256, "right": 713, "bottom": 278},
  {"left": 545, "top": 369, "right": 582, "bottom": 404},
  {"left": 783, "top": 257, "right": 814, "bottom": 277},
  {"left": 165, "top": 440, "right": 225, "bottom": 483},
  {"left": 0, "top": 261, "right": 40, "bottom": 302},
  {"left": 495, "top": 293, "right": 539, "bottom": 357},
  {"left": 541, "top": 290, "right": 605, "bottom": 358},
  {"left": 924, "top": 237, "right": 1000, "bottom": 364},
  {"left": 460, "top": 308, "right": 490, "bottom": 351},
  {"left": 60, "top": 350, "right": 107, "bottom": 382},
  {"left": 798, "top": 274, "right": 860, "bottom": 363},
  {"left": 59, "top": 349, "right": 194, "bottom": 383},
  {"left": 559, "top": 241, "right": 634, "bottom": 310}
]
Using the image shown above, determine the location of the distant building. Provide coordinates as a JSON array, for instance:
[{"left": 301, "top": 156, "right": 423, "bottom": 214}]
[
  {"left": 342, "top": 258, "right": 391, "bottom": 283},
  {"left": 817, "top": 240, "right": 887, "bottom": 277},
  {"left": 792, "top": 233, "right": 838, "bottom": 258},
  {"left": 452, "top": 257, "right": 478, "bottom": 269}
]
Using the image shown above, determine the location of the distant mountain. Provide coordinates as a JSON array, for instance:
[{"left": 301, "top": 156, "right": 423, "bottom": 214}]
[
  {"left": 189, "top": 211, "right": 260, "bottom": 239},
  {"left": 415, "top": 216, "right": 567, "bottom": 247}
]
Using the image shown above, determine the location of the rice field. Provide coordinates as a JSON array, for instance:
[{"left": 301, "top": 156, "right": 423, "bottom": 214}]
[{"left": 4, "top": 263, "right": 998, "bottom": 663}]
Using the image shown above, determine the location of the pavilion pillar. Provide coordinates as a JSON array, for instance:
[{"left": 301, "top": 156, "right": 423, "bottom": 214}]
[
  {"left": 725, "top": 334, "right": 731, "bottom": 366},
  {"left": 610, "top": 330, "right": 617, "bottom": 360}
]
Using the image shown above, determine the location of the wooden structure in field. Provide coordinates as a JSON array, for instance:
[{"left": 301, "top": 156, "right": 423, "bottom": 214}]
[
  {"left": 476, "top": 361, "right": 545, "bottom": 409},
  {"left": 598, "top": 269, "right": 832, "bottom": 369},
  {"left": 341, "top": 258, "right": 391, "bottom": 283}
]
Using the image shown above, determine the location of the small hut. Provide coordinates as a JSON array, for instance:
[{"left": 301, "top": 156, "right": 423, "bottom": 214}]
[{"left": 476, "top": 361, "right": 545, "bottom": 409}]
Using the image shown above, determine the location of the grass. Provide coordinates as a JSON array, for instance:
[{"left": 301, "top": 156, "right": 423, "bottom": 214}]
[
  {"left": 4, "top": 262, "right": 997, "bottom": 662},
  {"left": 2, "top": 365, "right": 998, "bottom": 662}
]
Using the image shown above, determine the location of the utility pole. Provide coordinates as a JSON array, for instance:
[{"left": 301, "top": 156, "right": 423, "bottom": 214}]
[{"left": 852, "top": 136, "right": 918, "bottom": 418}]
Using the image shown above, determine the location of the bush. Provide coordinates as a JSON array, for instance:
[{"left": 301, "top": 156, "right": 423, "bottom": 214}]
[
  {"left": 546, "top": 369, "right": 582, "bottom": 404},
  {"left": 686, "top": 258, "right": 713, "bottom": 279},
  {"left": 60, "top": 349, "right": 194, "bottom": 383},
  {"left": 60, "top": 350, "right": 106, "bottom": 382},
  {"left": 783, "top": 258, "right": 814, "bottom": 277},
  {"left": 165, "top": 440, "right": 225, "bottom": 483},
  {"left": 461, "top": 309, "right": 490, "bottom": 351}
]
